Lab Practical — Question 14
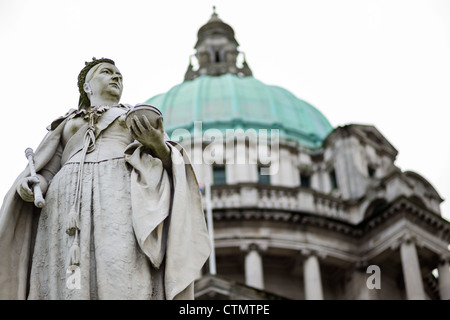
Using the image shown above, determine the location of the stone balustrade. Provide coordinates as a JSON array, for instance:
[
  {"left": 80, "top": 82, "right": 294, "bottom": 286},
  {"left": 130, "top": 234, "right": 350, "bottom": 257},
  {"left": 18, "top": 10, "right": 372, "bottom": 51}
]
[{"left": 203, "top": 184, "right": 348, "bottom": 221}]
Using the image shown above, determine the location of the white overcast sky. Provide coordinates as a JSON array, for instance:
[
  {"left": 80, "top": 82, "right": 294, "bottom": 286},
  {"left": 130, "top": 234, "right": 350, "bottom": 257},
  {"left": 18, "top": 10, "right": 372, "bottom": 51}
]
[{"left": 1, "top": 0, "right": 449, "bottom": 221}]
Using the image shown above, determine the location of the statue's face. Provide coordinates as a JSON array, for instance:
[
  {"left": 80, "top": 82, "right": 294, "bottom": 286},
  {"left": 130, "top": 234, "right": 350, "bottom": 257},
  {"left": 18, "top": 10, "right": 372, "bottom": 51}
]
[{"left": 85, "top": 63, "right": 123, "bottom": 104}]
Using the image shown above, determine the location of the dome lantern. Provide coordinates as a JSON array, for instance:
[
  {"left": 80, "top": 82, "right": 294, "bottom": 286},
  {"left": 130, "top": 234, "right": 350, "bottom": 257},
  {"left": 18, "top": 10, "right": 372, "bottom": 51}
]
[
  {"left": 148, "top": 9, "right": 334, "bottom": 149},
  {"left": 185, "top": 7, "right": 252, "bottom": 81}
]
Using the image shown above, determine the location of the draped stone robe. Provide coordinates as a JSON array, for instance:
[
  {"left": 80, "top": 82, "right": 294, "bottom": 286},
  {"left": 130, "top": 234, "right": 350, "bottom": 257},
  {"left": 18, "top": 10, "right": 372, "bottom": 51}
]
[{"left": 0, "top": 105, "right": 211, "bottom": 300}]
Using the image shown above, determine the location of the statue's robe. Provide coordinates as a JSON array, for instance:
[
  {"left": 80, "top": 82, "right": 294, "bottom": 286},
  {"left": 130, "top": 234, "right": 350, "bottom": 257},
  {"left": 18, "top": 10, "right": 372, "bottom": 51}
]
[{"left": 0, "top": 107, "right": 211, "bottom": 299}]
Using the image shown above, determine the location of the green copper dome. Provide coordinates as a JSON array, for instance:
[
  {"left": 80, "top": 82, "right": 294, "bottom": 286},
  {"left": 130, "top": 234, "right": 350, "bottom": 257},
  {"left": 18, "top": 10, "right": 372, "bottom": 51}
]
[{"left": 145, "top": 74, "right": 333, "bottom": 148}]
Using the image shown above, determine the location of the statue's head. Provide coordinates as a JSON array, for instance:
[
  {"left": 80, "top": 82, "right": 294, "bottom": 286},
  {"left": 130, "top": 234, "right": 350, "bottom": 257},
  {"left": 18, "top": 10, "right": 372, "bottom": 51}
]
[{"left": 77, "top": 57, "right": 123, "bottom": 109}]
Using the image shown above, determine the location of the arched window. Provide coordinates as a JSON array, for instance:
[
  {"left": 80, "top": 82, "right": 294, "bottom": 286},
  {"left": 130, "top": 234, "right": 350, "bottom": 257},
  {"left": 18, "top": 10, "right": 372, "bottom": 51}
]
[{"left": 215, "top": 51, "right": 221, "bottom": 63}]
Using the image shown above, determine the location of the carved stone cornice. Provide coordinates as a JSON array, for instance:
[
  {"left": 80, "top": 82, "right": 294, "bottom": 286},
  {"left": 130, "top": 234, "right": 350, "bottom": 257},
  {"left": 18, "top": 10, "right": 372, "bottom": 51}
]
[
  {"left": 323, "top": 124, "right": 398, "bottom": 160},
  {"left": 361, "top": 196, "right": 450, "bottom": 241},
  {"left": 212, "top": 196, "right": 450, "bottom": 243},
  {"left": 389, "top": 231, "right": 423, "bottom": 251}
]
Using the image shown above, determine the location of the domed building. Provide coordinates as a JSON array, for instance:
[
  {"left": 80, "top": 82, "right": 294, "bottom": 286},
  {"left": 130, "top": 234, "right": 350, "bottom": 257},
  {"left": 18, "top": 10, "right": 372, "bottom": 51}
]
[{"left": 145, "top": 10, "right": 450, "bottom": 300}]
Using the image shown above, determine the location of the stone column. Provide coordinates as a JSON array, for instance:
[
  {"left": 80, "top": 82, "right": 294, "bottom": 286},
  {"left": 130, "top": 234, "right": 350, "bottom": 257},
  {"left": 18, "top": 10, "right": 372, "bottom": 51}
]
[
  {"left": 399, "top": 235, "right": 425, "bottom": 300},
  {"left": 438, "top": 256, "right": 450, "bottom": 300},
  {"left": 303, "top": 250, "right": 324, "bottom": 300},
  {"left": 244, "top": 244, "right": 265, "bottom": 290}
]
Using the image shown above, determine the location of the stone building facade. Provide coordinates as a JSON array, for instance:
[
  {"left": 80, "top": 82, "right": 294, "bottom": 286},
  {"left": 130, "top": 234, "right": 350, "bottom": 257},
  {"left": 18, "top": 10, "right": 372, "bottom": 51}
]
[{"left": 145, "top": 10, "right": 450, "bottom": 300}]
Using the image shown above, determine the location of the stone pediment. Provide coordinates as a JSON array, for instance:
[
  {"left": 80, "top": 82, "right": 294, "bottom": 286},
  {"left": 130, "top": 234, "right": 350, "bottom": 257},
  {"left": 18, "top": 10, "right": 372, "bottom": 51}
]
[
  {"left": 403, "top": 170, "right": 444, "bottom": 202},
  {"left": 324, "top": 124, "right": 398, "bottom": 160},
  {"left": 194, "top": 274, "right": 287, "bottom": 300},
  {"left": 374, "top": 169, "right": 444, "bottom": 214}
]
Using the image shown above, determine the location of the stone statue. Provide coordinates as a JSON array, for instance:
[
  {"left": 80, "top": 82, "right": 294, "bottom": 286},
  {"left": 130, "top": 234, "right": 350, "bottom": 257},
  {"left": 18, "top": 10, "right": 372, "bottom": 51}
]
[{"left": 0, "top": 58, "right": 211, "bottom": 299}]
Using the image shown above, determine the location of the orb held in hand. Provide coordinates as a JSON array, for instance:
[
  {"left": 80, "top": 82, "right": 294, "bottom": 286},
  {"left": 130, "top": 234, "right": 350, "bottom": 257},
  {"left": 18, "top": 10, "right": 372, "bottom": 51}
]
[{"left": 125, "top": 104, "right": 163, "bottom": 131}]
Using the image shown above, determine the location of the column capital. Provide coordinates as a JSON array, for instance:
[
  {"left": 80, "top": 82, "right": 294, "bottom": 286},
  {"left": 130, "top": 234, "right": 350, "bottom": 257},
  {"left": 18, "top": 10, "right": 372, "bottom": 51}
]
[
  {"left": 390, "top": 232, "right": 423, "bottom": 251},
  {"left": 240, "top": 242, "right": 268, "bottom": 253},
  {"left": 301, "top": 248, "right": 327, "bottom": 260}
]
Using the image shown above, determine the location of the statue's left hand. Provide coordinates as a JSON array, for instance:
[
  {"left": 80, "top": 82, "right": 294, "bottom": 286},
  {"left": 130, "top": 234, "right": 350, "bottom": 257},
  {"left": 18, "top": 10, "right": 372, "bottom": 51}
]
[{"left": 129, "top": 115, "right": 171, "bottom": 162}]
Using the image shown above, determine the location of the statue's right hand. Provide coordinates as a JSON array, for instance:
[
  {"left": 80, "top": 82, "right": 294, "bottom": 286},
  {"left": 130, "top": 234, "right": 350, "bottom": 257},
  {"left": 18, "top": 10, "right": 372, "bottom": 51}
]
[{"left": 16, "top": 176, "right": 40, "bottom": 202}]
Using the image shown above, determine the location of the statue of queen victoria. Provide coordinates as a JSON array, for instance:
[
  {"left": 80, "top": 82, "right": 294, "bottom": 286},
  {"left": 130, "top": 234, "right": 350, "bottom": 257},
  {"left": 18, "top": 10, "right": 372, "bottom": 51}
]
[{"left": 0, "top": 57, "right": 211, "bottom": 300}]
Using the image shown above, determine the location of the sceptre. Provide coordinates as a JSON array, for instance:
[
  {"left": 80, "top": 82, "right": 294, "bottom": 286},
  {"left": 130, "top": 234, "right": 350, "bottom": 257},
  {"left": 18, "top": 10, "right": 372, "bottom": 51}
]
[{"left": 25, "top": 147, "right": 45, "bottom": 208}]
